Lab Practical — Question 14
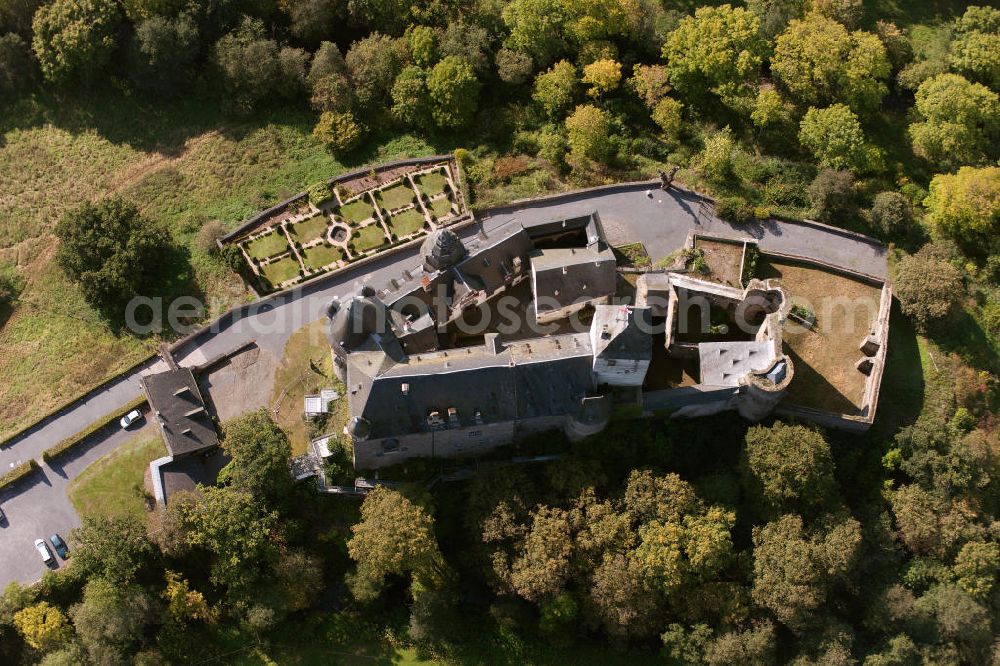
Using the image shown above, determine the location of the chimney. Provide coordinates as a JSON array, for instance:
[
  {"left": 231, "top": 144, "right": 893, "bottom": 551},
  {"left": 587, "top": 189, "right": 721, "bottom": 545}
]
[{"left": 484, "top": 333, "right": 502, "bottom": 355}]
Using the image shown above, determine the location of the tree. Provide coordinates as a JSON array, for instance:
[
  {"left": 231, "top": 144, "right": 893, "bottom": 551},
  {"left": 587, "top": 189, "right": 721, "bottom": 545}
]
[
  {"left": 391, "top": 65, "right": 432, "bottom": 129},
  {"left": 405, "top": 25, "right": 437, "bottom": 67},
  {"left": 746, "top": 0, "right": 806, "bottom": 39},
  {"left": 70, "top": 514, "right": 153, "bottom": 585},
  {"left": 705, "top": 622, "right": 778, "bottom": 665},
  {"left": 54, "top": 197, "right": 172, "bottom": 318},
  {"left": 308, "top": 41, "right": 352, "bottom": 113},
  {"left": 218, "top": 409, "right": 292, "bottom": 505},
  {"left": 0, "top": 32, "right": 33, "bottom": 97},
  {"left": 180, "top": 486, "right": 280, "bottom": 594},
  {"left": 588, "top": 553, "right": 663, "bottom": 641},
  {"left": 344, "top": 33, "right": 403, "bottom": 113},
  {"left": 698, "top": 128, "right": 737, "bottom": 186},
  {"left": 925, "top": 166, "right": 1000, "bottom": 255},
  {"left": 798, "top": 104, "right": 881, "bottom": 173},
  {"left": 633, "top": 507, "right": 735, "bottom": 593},
  {"left": 908, "top": 74, "right": 999, "bottom": 170},
  {"left": 891, "top": 246, "right": 964, "bottom": 332},
  {"left": 502, "top": 0, "right": 568, "bottom": 69},
  {"left": 565, "top": 104, "right": 613, "bottom": 162},
  {"left": 743, "top": 422, "right": 836, "bottom": 514},
  {"left": 949, "top": 6, "right": 1000, "bottom": 88},
  {"left": 162, "top": 571, "right": 213, "bottom": 625},
  {"left": 284, "top": 0, "right": 341, "bottom": 47},
  {"left": 807, "top": 169, "right": 857, "bottom": 224},
  {"left": 652, "top": 97, "right": 683, "bottom": 144},
  {"left": 31, "top": 0, "right": 120, "bottom": 83},
  {"left": 582, "top": 58, "right": 621, "bottom": 98},
  {"left": 533, "top": 60, "right": 578, "bottom": 119},
  {"left": 810, "top": 0, "right": 863, "bottom": 29},
  {"left": 868, "top": 191, "right": 916, "bottom": 240},
  {"left": 953, "top": 540, "right": 1000, "bottom": 601},
  {"left": 439, "top": 20, "right": 492, "bottom": 74},
  {"left": 13, "top": 602, "right": 72, "bottom": 652},
  {"left": 661, "top": 4, "right": 766, "bottom": 102},
  {"left": 70, "top": 578, "right": 157, "bottom": 660},
  {"left": 509, "top": 506, "right": 575, "bottom": 601},
  {"left": 278, "top": 46, "right": 309, "bottom": 98},
  {"left": 771, "top": 14, "right": 890, "bottom": 113},
  {"left": 426, "top": 55, "right": 480, "bottom": 128},
  {"left": 629, "top": 63, "right": 671, "bottom": 108},
  {"left": 347, "top": 487, "right": 447, "bottom": 601},
  {"left": 129, "top": 14, "right": 199, "bottom": 98},
  {"left": 313, "top": 111, "right": 363, "bottom": 155},
  {"left": 213, "top": 17, "right": 286, "bottom": 112},
  {"left": 273, "top": 549, "right": 323, "bottom": 612},
  {"left": 496, "top": 47, "right": 533, "bottom": 84},
  {"left": 751, "top": 514, "right": 861, "bottom": 633},
  {"left": 914, "top": 584, "right": 992, "bottom": 663}
]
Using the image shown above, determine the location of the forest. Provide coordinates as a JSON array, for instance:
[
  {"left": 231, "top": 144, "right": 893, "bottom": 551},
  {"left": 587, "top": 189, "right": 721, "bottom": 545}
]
[{"left": 1, "top": 0, "right": 999, "bottom": 663}]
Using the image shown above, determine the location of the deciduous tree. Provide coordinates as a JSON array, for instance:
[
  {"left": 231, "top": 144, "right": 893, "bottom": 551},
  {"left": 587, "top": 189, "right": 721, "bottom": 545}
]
[
  {"left": 218, "top": 409, "right": 292, "bottom": 505},
  {"left": 426, "top": 55, "right": 480, "bottom": 128},
  {"left": 798, "top": 104, "right": 881, "bottom": 173},
  {"left": 313, "top": 111, "right": 364, "bottom": 154},
  {"left": 565, "top": 103, "right": 613, "bottom": 162},
  {"left": 891, "top": 246, "right": 964, "bottom": 332},
  {"left": 582, "top": 58, "right": 621, "bottom": 98},
  {"left": 908, "top": 74, "right": 999, "bottom": 170},
  {"left": 13, "top": 602, "right": 71, "bottom": 652},
  {"left": 743, "top": 422, "right": 836, "bottom": 514},
  {"left": 533, "top": 60, "right": 579, "bottom": 119},
  {"left": 925, "top": 166, "right": 1000, "bottom": 255},
  {"left": 70, "top": 514, "right": 153, "bottom": 585},
  {"left": 31, "top": 0, "right": 120, "bottom": 83}
]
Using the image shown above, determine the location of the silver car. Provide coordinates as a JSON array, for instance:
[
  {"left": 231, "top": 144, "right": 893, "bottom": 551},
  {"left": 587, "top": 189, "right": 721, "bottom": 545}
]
[
  {"left": 34, "top": 538, "right": 53, "bottom": 564},
  {"left": 119, "top": 409, "right": 143, "bottom": 429}
]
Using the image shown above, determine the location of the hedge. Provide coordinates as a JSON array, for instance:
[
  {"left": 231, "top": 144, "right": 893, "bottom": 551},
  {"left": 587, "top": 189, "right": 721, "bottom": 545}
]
[
  {"left": 0, "top": 459, "right": 40, "bottom": 492},
  {"left": 41, "top": 396, "right": 148, "bottom": 464}
]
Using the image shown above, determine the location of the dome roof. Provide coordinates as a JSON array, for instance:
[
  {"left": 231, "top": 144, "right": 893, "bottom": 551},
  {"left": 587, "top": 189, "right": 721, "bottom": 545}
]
[
  {"left": 421, "top": 228, "right": 466, "bottom": 271},
  {"left": 346, "top": 416, "right": 371, "bottom": 441},
  {"left": 326, "top": 292, "right": 392, "bottom": 354}
]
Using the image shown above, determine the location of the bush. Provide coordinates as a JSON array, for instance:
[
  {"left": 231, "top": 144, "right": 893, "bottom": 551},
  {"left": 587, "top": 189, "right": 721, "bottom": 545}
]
[
  {"left": 698, "top": 128, "right": 737, "bottom": 186},
  {"left": 868, "top": 191, "right": 917, "bottom": 240},
  {"left": 195, "top": 220, "right": 226, "bottom": 254},
  {"left": 0, "top": 459, "right": 39, "bottom": 491},
  {"left": 313, "top": 111, "right": 364, "bottom": 155},
  {"left": 893, "top": 245, "right": 964, "bottom": 332},
  {"left": 42, "top": 397, "right": 147, "bottom": 464},
  {"left": 716, "top": 196, "right": 754, "bottom": 225},
  {"left": 32, "top": 0, "right": 120, "bottom": 83},
  {"left": 807, "top": 169, "right": 857, "bottom": 224}
]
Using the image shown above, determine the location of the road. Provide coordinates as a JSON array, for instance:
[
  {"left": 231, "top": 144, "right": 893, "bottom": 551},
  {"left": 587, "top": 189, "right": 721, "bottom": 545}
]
[{"left": 0, "top": 182, "right": 887, "bottom": 588}]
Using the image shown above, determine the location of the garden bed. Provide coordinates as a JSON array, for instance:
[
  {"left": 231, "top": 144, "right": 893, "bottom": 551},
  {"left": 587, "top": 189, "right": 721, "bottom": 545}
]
[
  {"left": 245, "top": 230, "right": 289, "bottom": 260},
  {"left": 429, "top": 197, "right": 455, "bottom": 220},
  {"left": 302, "top": 243, "right": 343, "bottom": 270},
  {"left": 353, "top": 224, "right": 389, "bottom": 253},
  {"left": 388, "top": 209, "right": 427, "bottom": 237},
  {"left": 416, "top": 170, "right": 449, "bottom": 197},
  {"left": 375, "top": 183, "right": 417, "bottom": 211},
  {"left": 338, "top": 199, "right": 375, "bottom": 225},
  {"left": 288, "top": 214, "right": 330, "bottom": 243},
  {"left": 261, "top": 256, "right": 302, "bottom": 286}
]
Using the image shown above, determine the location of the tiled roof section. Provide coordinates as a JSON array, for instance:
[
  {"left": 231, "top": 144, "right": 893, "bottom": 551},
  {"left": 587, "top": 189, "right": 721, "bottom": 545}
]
[
  {"left": 531, "top": 246, "right": 617, "bottom": 314},
  {"left": 699, "top": 341, "right": 777, "bottom": 386},
  {"left": 346, "top": 332, "right": 594, "bottom": 439},
  {"left": 141, "top": 368, "right": 219, "bottom": 457},
  {"left": 592, "top": 305, "right": 653, "bottom": 361},
  {"left": 453, "top": 228, "right": 533, "bottom": 294}
]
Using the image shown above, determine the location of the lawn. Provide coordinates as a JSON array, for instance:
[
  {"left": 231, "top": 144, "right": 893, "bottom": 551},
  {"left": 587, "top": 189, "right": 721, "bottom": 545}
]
[
  {"left": 387, "top": 208, "right": 426, "bottom": 237},
  {"left": 68, "top": 434, "right": 166, "bottom": 521},
  {"left": 245, "top": 230, "right": 289, "bottom": 260},
  {"left": 375, "top": 183, "right": 416, "bottom": 211},
  {"left": 289, "top": 214, "right": 330, "bottom": 243},
  {"left": 301, "top": 243, "right": 342, "bottom": 271},
  {"left": 338, "top": 198, "right": 375, "bottom": 224},
  {"left": 0, "top": 87, "right": 439, "bottom": 441},
  {"left": 429, "top": 196, "right": 455, "bottom": 220},
  {"left": 353, "top": 224, "right": 389, "bottom": 253},
  {"left": 416, "top": 169, "right": 449, "bottom": 197},
  {"left": 261, "top": 255, "right": 302, "bottom": 286}
]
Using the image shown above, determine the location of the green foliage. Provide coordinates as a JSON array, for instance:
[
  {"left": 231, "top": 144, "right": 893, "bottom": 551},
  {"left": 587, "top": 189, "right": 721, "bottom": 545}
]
[
  {"left": 391, "top": 65, "right": 431, "bottom": 128},
  {"left": 533, "top": 59, "right": 579, "bottom": 119},
  {"left": 129, "top": 14, "right": 198, "bottom": 98},
  {"left": 565, "top": 103, "right": 613, "bottom": 162},
  {"left": 218, "top": 409, "right": 292, "bottom": 505},
  {"left": 313, "top": 111, "right": 364, "bottom": 155},
  {"left": 13, "top": 602, "right": 72, "bottom": 652},
  {"left": 949, "top": 6, "right": 1000, "bottom": 88},
  {"left": 909, "top": 74, "right": 1000, "bottom": 170},
  {"left": 31, "top": 0, "right": 120, "bottom": 83},
  {"left": 745, "top": 0, "right": 806, "bottom": 39},
  {"left": 715, "top": 196, "right": 754, "bottom": 224},
  {"left": 406, "top": 24, "right": 438, "bottom": 67},
  {"left": 345, "top": 32, "right": 404, "bottom": 113},
  {"left": 651, "top": 97, "right": 683, "bottom": 144},
  {"left": 629, "top": 63, "right": 670, "bottom": 108},
  {"left": 807, "top": 169, "right": 857, "bottom": 224},
  {"left": 54, "top": 197, "right": 173, "bottom": 319},
  {"left": 893, "top": 245, "right": 964, "bottom": 332},
  {"left": 70, "top": 578, "right": 156, "bottom": 660},
  {"left": 426, "top": 55, "right": 481, "bottom": 128},
  {"left": 771, "top": 14, "right": 890, "bottom": 113},
  {"left": 213, "top": 17, "right": 292, "bottom": 112},
  {"left": 496, "top": 46, "right": 534, "bottom": 84},
  {"left": 502, "top": 0, "right": 569, "bottom": 68},
  {"left": 582, "top": 58, "right": 621, "bottom": 98},
  {"left": 798, "top": 104, "right": 881, "bottom": 173},
  {"left": 868, "top": 191, "right": 916, "bottom": 241},
  {"left": 925, "top": 166, "right": 1000, "bottom": 255},
  {"left": 953, "top": 540, "right": 999, "bottom": 601},
  {"left": 698, "top": 128, "right": 737, "bottom": 186},
  {"left": 743, "top": 422, "right": 836, "bottom": 513},
  {"left": 0, "top": 31, "right": 33, "bottom": 97},
  {"left": 70, "top": 514, "right": 153, "bottom": 585},
  {"left": 661, "top": 4, "right": 766, "bottom": 103}
]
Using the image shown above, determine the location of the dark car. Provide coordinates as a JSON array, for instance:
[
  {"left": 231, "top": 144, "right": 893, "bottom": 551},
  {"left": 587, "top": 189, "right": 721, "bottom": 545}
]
[{"left": 49, "top": 534, "right": 69, "bottom": 559}]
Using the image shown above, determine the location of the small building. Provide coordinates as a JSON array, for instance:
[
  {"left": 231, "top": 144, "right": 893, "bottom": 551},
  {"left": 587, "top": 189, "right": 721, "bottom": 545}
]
[
  {"left": 590, "top": 305, "right": 653, "bottom": 387},
  {"left": 531, "top": 246, "right": 617, "bottom": 323}
]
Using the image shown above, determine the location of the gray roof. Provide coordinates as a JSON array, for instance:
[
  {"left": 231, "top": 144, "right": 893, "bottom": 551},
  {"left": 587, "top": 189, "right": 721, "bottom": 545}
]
[
  {"left": 592, "top": 305, "right": 653, "bottom": 361},
  {"left": 454, "top": 228, "right": 533, "bottom": 294},
  {"left": 346, "top": 332, "right": 595, "bottom": 439},
  {"left": 531, "top": 246, "right": 617, "bottom": 315},
  {"left": 699, "top": 341, "right": 777, "bottom": 386},
  {"left": 421, "top": 228, "right": 466, "bottom": 271},
  {"left": 141, "top": 368, "right": 219, "bottom": 457}
]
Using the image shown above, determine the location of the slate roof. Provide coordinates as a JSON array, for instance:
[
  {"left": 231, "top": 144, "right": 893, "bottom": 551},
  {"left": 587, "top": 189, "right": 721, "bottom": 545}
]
[
  {"left": 699, "top": 341, "right": 777, "bottom": 386},
  {"left": 346, "top": 332, "right": 595, "bottom": 439},
  {"left": 141, "top": 368, "right": 219, "bottom": 457},
  {"left": 453, "top": 228, "right": 533, "bottom": 293},
  {"left": 531, "top": 246, "right": 617, "bottom": 316}
]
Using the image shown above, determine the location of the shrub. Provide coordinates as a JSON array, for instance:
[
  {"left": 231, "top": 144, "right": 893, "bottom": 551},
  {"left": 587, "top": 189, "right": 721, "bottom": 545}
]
[
  {"left": 565, "top": 104, "right": 613, "bottom": 162},
  {"left": 716, "top": 196, "right": 754, "bottom": 224},
  {"left": 651, "top": 97, "right": 683, "bottom": 144},
  {"left": 42, "top": 397, "right": 147, "bottom": 463},
  {"left": 893, "top": 245, "right": 964, "bottom": 332},
  {"left": 313, "top": 111, "right": 364, "bottom": 155},
  {"left": 195, "top": 220, "right": 226, "bottom": 254},
  {"left": 0, "top": 459, "right": 39, "bottom": 491},
  {"left": 698, "top": 128, "right": 737, "bottom": 186},
  {"left": 807, "top": 169, "right": 857, "bottom": 224},
  {"left": 32, "top": 0, "right": 120, "bottom": 83}
]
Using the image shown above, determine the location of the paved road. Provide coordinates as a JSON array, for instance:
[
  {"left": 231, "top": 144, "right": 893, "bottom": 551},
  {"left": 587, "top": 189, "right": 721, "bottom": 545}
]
[{"left": 0, "top": 182, "right": 888, "bottom": 588}]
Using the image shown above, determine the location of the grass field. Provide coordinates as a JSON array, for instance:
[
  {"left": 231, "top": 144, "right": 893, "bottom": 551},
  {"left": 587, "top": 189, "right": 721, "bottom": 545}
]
[
  {"left": 289, "top": 215, "right": 330, "bottom": 243},
  {"left": 429, "top": 196, "right": 455, "bottom": 219},
  {"left": 245, "top": 230, "right": 289, "bottom": 260},
  {"left": 416, "top": 170, "right": 448, "bottom": 197},
  {"left": 353, "top": 224, "right": 389, "bottom": 253},
  {"left": 261, "top": 255, "right": 302, "bottom": 286},
  {"left": 338, "top": 198, "right": 375, "bottom": 224},
  {"left": 270, "top": 321, "right": 337, "bottom": 456},
  {"left": 375, "top": 183, "right": 416, "bottom": 211},
  {"left": 301, "top": 243, "right": 342, "bottom": 270},
  {"left": 388, "top": 209, "right": 426, "bottom": 237},
  {"left": 68, "top": 434, "right": 165, "bottom": 521},
  {"left": 0, "top": 87, "right": 440, "bottom": 439}
]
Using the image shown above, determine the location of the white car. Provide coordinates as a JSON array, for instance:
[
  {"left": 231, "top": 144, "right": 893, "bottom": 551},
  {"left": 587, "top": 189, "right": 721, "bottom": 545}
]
[
  {"left": 34, "top": 539, "right": 53, "bottom": 564},
  {"left": 119, "top": 409, "right": 143, "bottom": 429}
]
